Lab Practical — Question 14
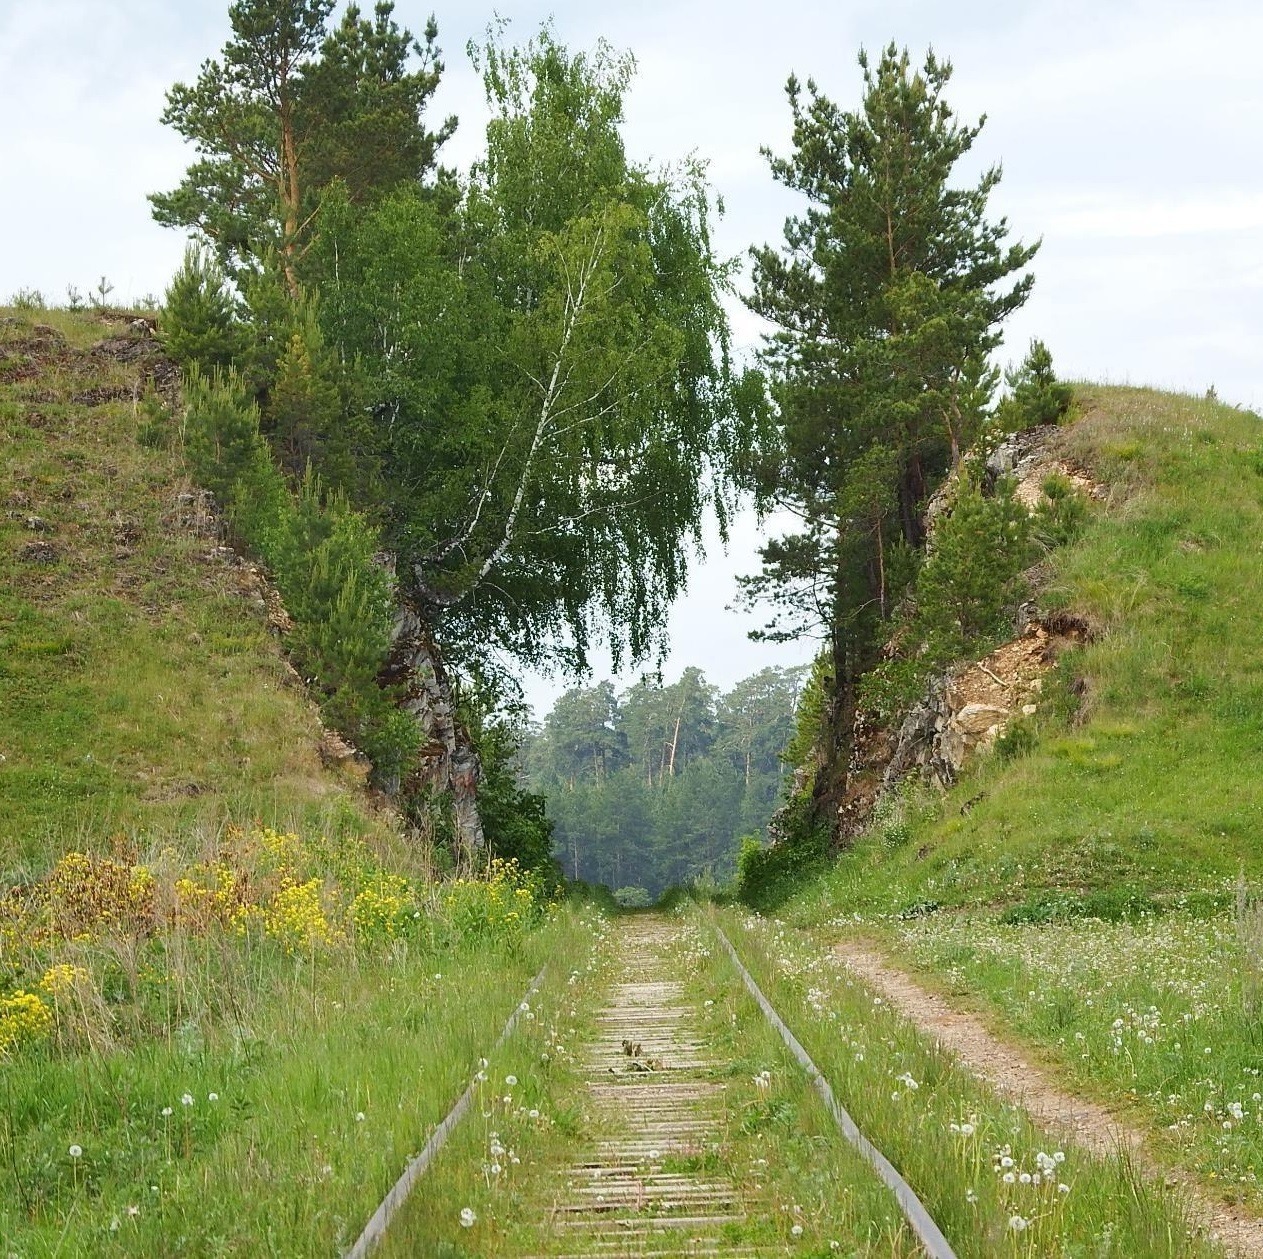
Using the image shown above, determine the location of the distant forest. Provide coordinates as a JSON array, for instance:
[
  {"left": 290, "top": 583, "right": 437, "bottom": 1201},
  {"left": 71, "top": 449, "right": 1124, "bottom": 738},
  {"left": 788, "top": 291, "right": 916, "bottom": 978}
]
[{"left": 521, "top": 666, "right": 806, "bottom": 900}]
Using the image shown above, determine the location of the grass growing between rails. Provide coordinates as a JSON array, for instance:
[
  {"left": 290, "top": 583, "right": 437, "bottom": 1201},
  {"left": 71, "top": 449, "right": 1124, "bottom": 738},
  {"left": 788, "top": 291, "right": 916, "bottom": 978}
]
[
  {"left": 0, "top": 306, "right": 390, "bottom": 871},
  {"left": 0, "top": 826, "right": 568, "bottom": 1256},
  {"left": 714, "top": 907, "right": 1221, "bottom": 1257},
  {"left": 383, "top": 910, "right": 921, "bottom": 1256},
  {"left": 772, "top": 384, "right": 1263, "bottom": 922}
]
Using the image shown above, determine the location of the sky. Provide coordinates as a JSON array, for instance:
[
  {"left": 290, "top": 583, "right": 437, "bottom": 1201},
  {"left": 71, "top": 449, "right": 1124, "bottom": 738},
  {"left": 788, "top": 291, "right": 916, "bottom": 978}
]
[{"left": 2, "top": 0, "right": 1260, "bottom": 717}]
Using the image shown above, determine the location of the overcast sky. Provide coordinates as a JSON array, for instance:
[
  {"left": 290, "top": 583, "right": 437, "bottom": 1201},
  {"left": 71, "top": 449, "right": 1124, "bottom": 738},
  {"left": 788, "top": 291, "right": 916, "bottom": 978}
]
[{"left": 2, "top": 0, "right": 1260, "bottom": 716}]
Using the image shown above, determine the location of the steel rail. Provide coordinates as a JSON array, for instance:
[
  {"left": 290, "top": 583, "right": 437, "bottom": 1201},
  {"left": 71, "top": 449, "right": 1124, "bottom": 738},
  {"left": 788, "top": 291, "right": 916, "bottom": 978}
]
[
  {"left": 345, "top": 964, "right": 549, "bottom": 1258},
  {"left": 714, "top": 926, "right": 957, "bottom": 1259}
]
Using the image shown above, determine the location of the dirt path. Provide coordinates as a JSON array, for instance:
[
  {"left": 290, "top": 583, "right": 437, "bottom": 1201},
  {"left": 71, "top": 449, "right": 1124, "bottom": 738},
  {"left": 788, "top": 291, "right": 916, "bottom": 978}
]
[{"left": 836, "top": 939, "right": 1263, "bottom": 1259}]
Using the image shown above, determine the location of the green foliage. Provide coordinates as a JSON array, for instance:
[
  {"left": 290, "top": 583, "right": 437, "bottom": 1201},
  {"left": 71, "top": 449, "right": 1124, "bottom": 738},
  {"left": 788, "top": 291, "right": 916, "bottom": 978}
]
[
  {"left": 994, "top": 715, "right": 1037, "bottom": 760},
  {"left": 135, "top": 381, "right": 174, "bottom": 450},
  {"left": 470, "top": 718, "right": 557, "bottom": 878},
  {"left": 997, "top": 886, "right": 1161, "bottom": 926},
  {"left": 743, "top": 44, "right": 1037, "bottom": 831},
  {"left": 180, "top": 369, "right": 410, "bottom": 782},
  {"left": 914, "top": 472, "right": 1034, "bottom": 662},
  {"left": 998, "top": 338, "right": 1074, "bottom": 433},
  {"left": 735, "top": 812, "right": 831, "bottom": 911},
  {"left": 1032, "top": 472, "right": 1089, "bottom": 548},
  {"left": 527, "top": 666, "right": 804, "bottom": 896},
  {"left": 612, "top": 886, "right": 651, "bottom": 908},
  {"left": 856, "top": 655, "right": 930, "bottom": 727},
  {"left": 160, "top": 246, "right": 246, "bottom": 375},
  {"left": 182, "top": 367, "right": 273, "bottom": 505},
  {"left": 150, "top": 0, "right": 451, "bottom": 288},
  {"left": 317, "top": 28, "right": 754, "bottom": 675},
  {"left": 781, "top": 654, "right": 828, "bottom": 772}
]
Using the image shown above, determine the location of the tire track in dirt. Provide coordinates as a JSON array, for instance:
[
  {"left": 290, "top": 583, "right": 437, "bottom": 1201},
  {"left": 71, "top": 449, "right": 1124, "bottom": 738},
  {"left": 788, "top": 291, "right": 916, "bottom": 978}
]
[{"left": 836, "top": 939, "right": 1263, "bottom": 1259}]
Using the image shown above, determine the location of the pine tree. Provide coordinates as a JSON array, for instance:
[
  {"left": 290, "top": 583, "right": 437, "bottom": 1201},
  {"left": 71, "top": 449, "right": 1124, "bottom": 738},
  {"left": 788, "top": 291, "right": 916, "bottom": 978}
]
[
  {"left": 744, "top": 45, "right": 1038, "bottom": 832},
  {"left": 160, "top": 246, "right": 246, "bottom": 374},
  {"left": 150, "top": 0, "right": 451, "bottom": 294}
]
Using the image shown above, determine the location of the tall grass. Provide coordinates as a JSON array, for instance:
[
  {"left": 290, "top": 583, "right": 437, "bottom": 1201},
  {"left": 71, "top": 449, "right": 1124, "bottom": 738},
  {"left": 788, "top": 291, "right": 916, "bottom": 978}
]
[{"left": 717, "top": 908, "right": 1220, "bottom": 1257}]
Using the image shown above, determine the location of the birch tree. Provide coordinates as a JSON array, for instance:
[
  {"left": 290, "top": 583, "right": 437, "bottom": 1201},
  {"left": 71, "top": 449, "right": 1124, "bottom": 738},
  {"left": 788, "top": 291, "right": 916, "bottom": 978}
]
[{"left": 316, "top": 28, "right": 755, "bottom": 857}]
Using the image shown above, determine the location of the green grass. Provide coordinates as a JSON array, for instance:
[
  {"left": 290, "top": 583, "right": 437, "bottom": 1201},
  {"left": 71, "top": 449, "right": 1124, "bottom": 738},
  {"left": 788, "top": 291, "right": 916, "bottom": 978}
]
[
  {"left": 763, "top": 383, "right": 1263, "bottom": 1233},
  {"left": 0, "top": 306, "right": 395, "bottom": 875},
  {"left": 0, "top": 908, "right": 594, "bottom": 1255},
  {"left": 381, "top": 911, "right": 920, "bottom": 1256},
  {"left": 869, "top": 906, "right": 1263, "bottom": 1209},
  {"left": 777, "top": 384, "right": 1263, "bottom": 921},
  {"left": 715, "top": 907, "right": 1220, "bottom": 1257},
  {"left": 0, "top": 305, "right": 584, "bottom": 1256}
]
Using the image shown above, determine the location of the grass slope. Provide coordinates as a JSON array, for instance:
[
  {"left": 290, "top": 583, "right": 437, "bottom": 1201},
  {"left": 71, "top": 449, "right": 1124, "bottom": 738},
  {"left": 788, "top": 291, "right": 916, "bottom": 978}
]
[
  {"left": 0, "top": 307, "right": 389, "bottom": 875},
  {"left": 776, "top": 384, "right": 1263, "bottom": 1217},
  {"left": 792, "top": 383, "right": 1263, "bottom": 918}
]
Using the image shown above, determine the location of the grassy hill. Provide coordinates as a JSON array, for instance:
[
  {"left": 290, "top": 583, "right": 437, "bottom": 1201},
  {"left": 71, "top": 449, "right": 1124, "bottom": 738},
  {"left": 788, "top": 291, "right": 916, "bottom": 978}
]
[
  {"left": 774, "top": 383, "right": 1263, "bottom": 1219},
  {"left": 781, "top": 382, "right": 1263, "bottom": 921},
  {"left": 0, "top": 306, "right": 395, "bottom": 876},
  {"left": 0, "top": 307, "right": 578, "bottom": 1254}
]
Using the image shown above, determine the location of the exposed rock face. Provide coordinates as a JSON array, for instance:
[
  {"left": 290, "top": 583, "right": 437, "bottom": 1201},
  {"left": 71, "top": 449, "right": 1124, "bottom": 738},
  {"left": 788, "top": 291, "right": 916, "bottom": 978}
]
[
  {"left": 384, "top": 604, "right": 485, "bottom": 860},
  {"left": 883, "top": 614, "right": 1091, "bottom": 792},
  {"left": 985, "top": 424, "right": 1106, "bottom": 509}
]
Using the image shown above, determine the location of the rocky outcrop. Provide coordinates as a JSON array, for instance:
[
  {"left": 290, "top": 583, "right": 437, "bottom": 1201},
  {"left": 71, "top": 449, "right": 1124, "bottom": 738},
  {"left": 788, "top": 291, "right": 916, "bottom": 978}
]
[
  {"left": 883, "top": 612, "right": 1092, "bottom": 792},
  {"left": 985, "top": 424, "right": 1105, "bottom": 509},
  {"left": 383, "top": 604, "right": 485, "bottom": 860}
]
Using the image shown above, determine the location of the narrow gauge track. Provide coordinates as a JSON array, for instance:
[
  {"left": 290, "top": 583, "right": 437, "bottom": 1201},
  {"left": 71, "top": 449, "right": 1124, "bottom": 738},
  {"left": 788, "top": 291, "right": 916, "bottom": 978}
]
[{"left": 351, "top": 914, "right": 953, "bottom": 1258}]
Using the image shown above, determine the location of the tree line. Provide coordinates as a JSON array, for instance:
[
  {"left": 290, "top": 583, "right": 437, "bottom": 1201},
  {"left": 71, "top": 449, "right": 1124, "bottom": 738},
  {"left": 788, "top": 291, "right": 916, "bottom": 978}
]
[
  {"left": 151, "top": 0, "right": 1059, "bottom": 873},
  {"left": 521, "top": 666, "right": 804, "bottom": 898}
]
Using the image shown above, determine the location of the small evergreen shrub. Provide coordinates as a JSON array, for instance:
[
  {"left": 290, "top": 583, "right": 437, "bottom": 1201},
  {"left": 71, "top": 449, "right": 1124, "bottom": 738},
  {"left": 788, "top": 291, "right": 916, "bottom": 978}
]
[
  {"left": 914, "top": 472, "right": 1034, "bottom": 662},
  {"left": 995, "top": 715, "right": 1037, "bottom": 760},
  {"left": 997, "top": 339, "right": 1073, "bottom": 432},
  {"left": 180, "top": 369, "right": 415, "bottom": 787},
  {"left": 1032, "top": 472, "right": 1089, "bottom": 548},
  {"left": 161, "top": 246, "right": 246, "bottom": 375}
]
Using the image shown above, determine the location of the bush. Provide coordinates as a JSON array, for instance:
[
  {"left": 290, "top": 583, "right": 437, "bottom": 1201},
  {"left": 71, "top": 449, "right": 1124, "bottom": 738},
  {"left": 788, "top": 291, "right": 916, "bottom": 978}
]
[
  {"left": 180, "top": 370, "right": 415, "bottom": 786},
  {"left": 736, "top": 813, "right": 831, "bottom": 911},
  {"left": 995, "top": 716, "right": 1037, "bottom": 760},
  {"left": 998, "top": 339, "right": 1073, "bottom": 433},
  {"left": 161, "top": 246, "right": 246, "bottom": 375},
  {"left": 915, "top": 472, "right": 1034, "bottom": 661},
  {"left": 182, "top": 368, "right": 274, "bottom": 507},
  {"left": 1032, "top": 472, "right": 1089, "bottom": 548}
]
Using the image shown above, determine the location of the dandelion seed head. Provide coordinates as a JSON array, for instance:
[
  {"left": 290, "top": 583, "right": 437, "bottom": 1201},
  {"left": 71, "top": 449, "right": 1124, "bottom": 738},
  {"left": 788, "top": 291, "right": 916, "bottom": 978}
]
[
  {"left": 68, "top": 1144, "right": 82, "bottom": 1159},
  {"left": 459, "top": 1206, "right": 476, "bottom": 1227}
]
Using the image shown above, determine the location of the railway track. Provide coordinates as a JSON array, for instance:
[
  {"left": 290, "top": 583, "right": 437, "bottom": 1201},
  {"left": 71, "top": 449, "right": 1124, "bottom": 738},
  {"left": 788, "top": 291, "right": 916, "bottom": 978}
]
[{"left": 356, "top": 913, "right": 948, "bottom": 1257}]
